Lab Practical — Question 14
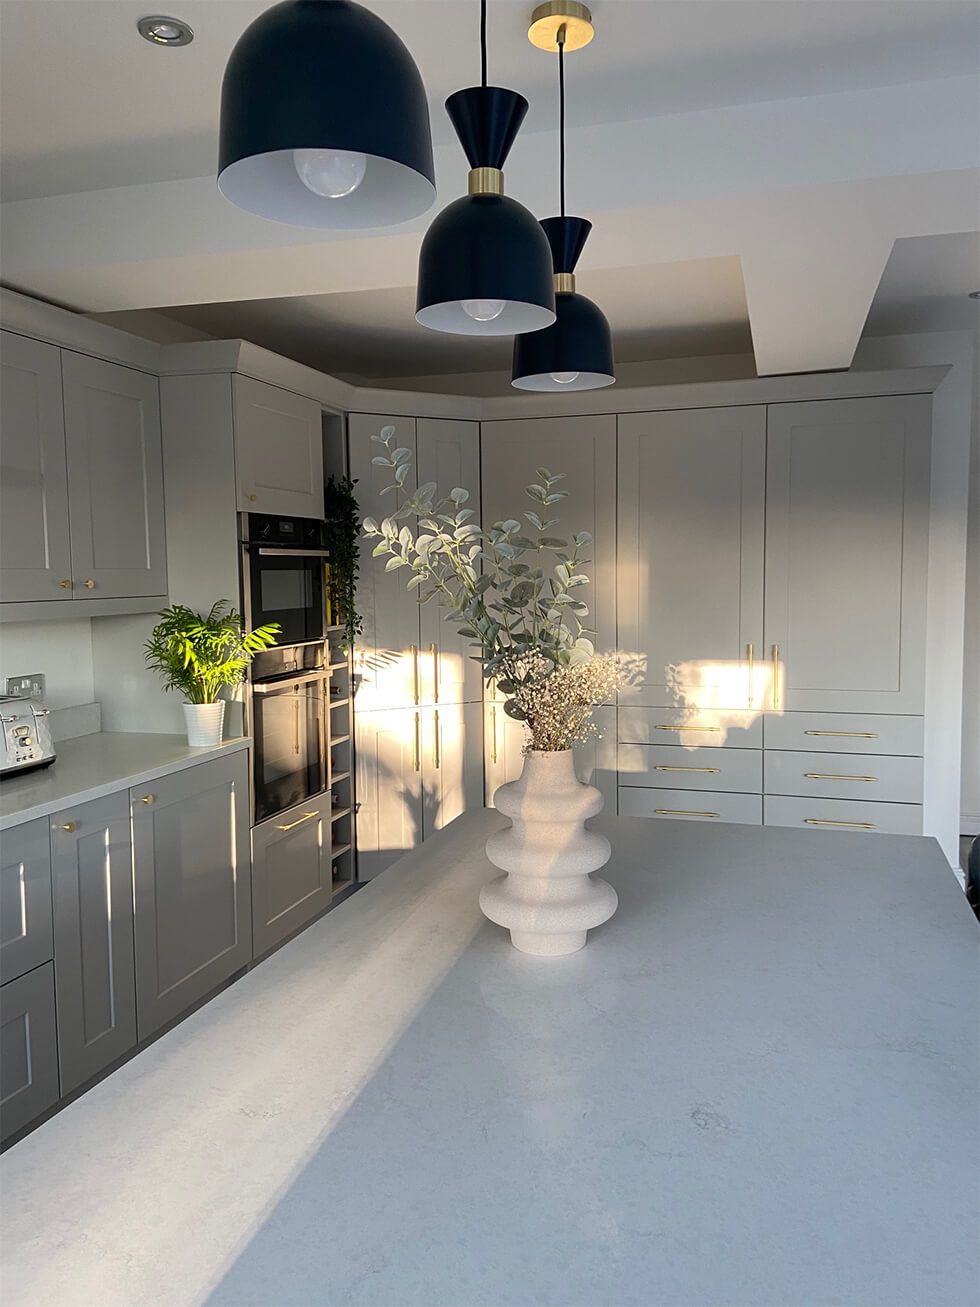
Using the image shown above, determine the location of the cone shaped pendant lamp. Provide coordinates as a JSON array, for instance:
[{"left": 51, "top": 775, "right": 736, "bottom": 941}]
[
  {"left": 416, "top": 0, "right": 556, "bottom": 336},
  {"left": 513, "top": 6, "right": 615, "bottom": 390},
  {"left": 218, "top": 1, "right": 435, "bottom": 229}
]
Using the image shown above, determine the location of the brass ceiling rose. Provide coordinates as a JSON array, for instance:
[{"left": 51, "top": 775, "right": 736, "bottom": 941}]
[{"left": 527, "top": 1, "right": 594, "bottom": 52}]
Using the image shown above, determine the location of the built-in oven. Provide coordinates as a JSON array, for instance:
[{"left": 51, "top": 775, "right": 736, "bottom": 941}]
[
  {"left": 249, "top": 642, "right": 329, "bottom": 825},
  {"left": 241, "top": 513, "right": 330, "bottom": 647}
]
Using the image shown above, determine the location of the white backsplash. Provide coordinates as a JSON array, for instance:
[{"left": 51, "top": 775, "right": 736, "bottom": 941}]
[{"left": 0, "top": 618, "right": 95, "bottom": 709}]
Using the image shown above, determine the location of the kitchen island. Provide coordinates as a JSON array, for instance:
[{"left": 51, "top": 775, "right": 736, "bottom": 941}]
[{"left": 1, "top": 810, "right": 976, "bottom": 1306}]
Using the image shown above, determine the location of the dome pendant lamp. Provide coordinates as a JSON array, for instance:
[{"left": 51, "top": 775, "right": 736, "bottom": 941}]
[
  {"left": 512, "top": 7, "right": 615, "bottom": 390},
  {"left": 415, "top": 0, "right": 556, "bottom": 336},
  {"left": 218, "top": 1, "right": 435, "bottom": 229}
]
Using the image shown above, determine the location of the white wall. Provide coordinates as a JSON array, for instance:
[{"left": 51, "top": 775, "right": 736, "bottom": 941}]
[{"left": 0, "top": 618, "right": 94, "bottom": 709}]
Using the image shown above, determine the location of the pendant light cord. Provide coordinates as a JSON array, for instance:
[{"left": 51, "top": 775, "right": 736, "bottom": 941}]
[
  {"left": 558, "top": 33, "right": 566, "bottom": 217},
  {"left": 480, "top": 0, "right": 487, "bottom": 87}
]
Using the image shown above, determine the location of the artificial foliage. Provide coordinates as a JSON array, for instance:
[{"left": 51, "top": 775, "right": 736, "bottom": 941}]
[
  {"left": 144, "top": 601, "right": 279, "bottom": 704},
  {"left": 323, "top": 474, "right": 363, "bottom": 650}
]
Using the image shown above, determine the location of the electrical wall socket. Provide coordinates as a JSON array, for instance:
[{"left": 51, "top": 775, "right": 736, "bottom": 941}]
[{"left": 5, "top": 673, "right": 46, "bottom": 699}]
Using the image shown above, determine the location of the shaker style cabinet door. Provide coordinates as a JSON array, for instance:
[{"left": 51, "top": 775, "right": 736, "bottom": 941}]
[
  {"left": 0, "top": 817, "right": 53, "bottom": 985},
  {"left": 51, "top": 792, "right": 137, "bottom": 1095},
  {"left": 0, "top": 963, "right": 60, "bottom": 1142},
  {"left": 0, "top": 332, "right": 72, "bottom": 603},
  {"left": 349, "top": 414, "right": 421, "bottom": 711},
  {"left": 251, "top": 799, "right": 333, "bottom": 958},
  {"left": 421, "top": 701, "right": 484, "bottom": 836},
  {"left": 131, "top": 753, "right": 252, "bottom": 1041},
  {"left": 618, "top": 407, "right": 766, "bottom": 710},
  {"left": 764, "top": 395, "right": 931, "bottom": 714},
  {"left": 416, "top": 418, "right": 483, "bottom": 706},
  {"left": 233, "top": 375, "right": 323, "bottom": 517},
  {"left": 354, "top": 706, "right": 423, "bottom": 879},
  {"left": 62, "top": 352, "right": 167, "bottom": 600}
]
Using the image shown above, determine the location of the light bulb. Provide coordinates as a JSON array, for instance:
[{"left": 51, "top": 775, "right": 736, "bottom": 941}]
[
  {"left": 462, "top": 299, "right": 506, "bottom": 322},
  {"left": 293, "top": 148, "right": 367, "bottom": 199},
  {"left": 550, "top": 371, "right": 580, "bottom": 385}
]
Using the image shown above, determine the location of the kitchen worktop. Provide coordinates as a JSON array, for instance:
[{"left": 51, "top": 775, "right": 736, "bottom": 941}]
[
  {"left": 0, "top": 731, "right": 251, "bottom": 830},
  {"left": 1, "top": 810, "right": 976, "bottom": 1306}
]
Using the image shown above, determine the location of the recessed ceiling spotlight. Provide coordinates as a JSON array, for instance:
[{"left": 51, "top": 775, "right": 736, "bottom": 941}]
[{"left": 138, "top": 15, "right": 194, "bottom": 46}]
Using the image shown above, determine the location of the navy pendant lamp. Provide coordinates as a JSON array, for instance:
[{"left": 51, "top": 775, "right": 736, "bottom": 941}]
[
  {"left": 512, "top": 11, "right": 615, "bottom": 390},
  {"left": 415, "top": 0, "right": 556, "bottom": 335},
  {"left": 218, "top": 0, "right": 435, "bottom": 229}
]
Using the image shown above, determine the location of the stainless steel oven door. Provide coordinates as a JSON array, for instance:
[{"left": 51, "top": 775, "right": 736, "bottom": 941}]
[{"left": 250, "top": 671, "right": 327, "bottom": 824}]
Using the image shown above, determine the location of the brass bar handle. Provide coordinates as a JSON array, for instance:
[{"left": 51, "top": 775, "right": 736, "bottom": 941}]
[
  {"left": 654, "top": 765, "right": 721, "bottom": 774},
  {"left": 804, "top": 773, "right": 878, "bottom": 783},
  {"left": 276, "top": 810, "right": 320, "bottom": 832},
  {"left": 746, "top": 642, "right": 754, "bottom": 708},
  {"left": 58, "top": 822, "right": 77, "bottom": 833},
  {"left": 490, "top": 705, "right": 498, "bottom": 765},
  {"left": 413, "top": 711, "right": 421, "bottom": 772},
  {"left": 430, "top": 643, "right": 439, "bottom": 704},
  {"left": 804, "top": 818, "right": 877, "bottom": 829},
  {"left": 140, "top": 794, "right": 155, "bottom": 805},
  {"left": 655, "top": 809, "right": 720, "bottom": 818},
  {"left": 653, "top": 723, "right": 721, "bottom": 732},
  {"left": 411, "top": 645, "right": 420, "bottom": 705},
  {"left": 293, "top": 697, "right": 300, "bottom": 754},
  {"left": 804, "top": 730, "right": 879, "bottom": 739},
  {"left": 433, "top": 709, "right": 441, "bottom": 769},
  {"left": 771, "top": 643, "right": 780, "bottom": 709}
]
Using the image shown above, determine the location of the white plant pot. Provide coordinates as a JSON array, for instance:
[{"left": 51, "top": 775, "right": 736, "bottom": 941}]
[
  {"left": 480, "top": 749, "right": 617, "bottom": 956},
  {"left": 182, "top": 701, "right": 225, "bottom": 748}
]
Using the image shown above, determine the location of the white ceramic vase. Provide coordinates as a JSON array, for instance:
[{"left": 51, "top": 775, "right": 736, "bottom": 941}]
[
  {"left": 183, "top": 701, "right": 225, "bottom": 748},
  {"left": 480, "top": 749, "right": 617, "bottom": 956}
]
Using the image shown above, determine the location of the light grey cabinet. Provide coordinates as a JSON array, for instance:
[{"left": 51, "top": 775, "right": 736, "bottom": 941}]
[
  {"left": 51, "top": 792, "right": 137, "bottom": 1095},
  {"left": 421, "top": 701, "right": 485, "bottom": 836},
  {"left": 354, "top": 705, "right": 423, "bottom": 880},
  {"left": 62, "top": 352, "right": 167, "bottom": 600},
  {"left": 0, "top": 332, "right": 72, "bottom": 603},
  {"left": 1, "top": 963, "right": 59, "bottom": 1141},
  {"left": 764, "top": 394, "right": 931, "bottom": 714},
  {"left": 251, "top": 798, "right": 333, "bottom": 958},
  {"left": 0, "top": 817, "right": 53, "bottom": 985},
  {"left": 233, "top": 375, "right": 323, "bottom": 517},
  {"left": 131, "top": 753, "right": 251, "bottom": 1040}
]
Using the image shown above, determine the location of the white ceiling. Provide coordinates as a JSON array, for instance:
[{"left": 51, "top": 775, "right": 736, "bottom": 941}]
[{"left": 1, "top": 1, "right": 978, "bottom": 382}]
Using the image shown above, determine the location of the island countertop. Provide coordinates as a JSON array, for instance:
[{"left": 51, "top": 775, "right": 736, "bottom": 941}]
[{"left": 1, "top": 810, "right": 976, "bottom": 1306}]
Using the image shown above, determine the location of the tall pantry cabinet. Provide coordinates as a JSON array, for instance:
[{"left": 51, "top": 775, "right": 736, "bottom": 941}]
[{"left": 349, "top": 413, "right": 484, "bottom": 879}]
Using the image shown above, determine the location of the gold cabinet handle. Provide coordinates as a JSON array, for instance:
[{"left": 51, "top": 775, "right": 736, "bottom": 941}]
[
  {"left": 430, "top": 643, "right": 439, "bottom": 703},
  {"left": 653, "top": 723, "right": 721, "bottom": 732},
  {"left": 655, "top": 765, "right": 721, "bottom": 774},
  {"left": 804, "top": 773, "right": 878, "bottom": 783},
  {"left": 58, "top": 822, "right": 77, "bottom": 832},
  {"left": 59, "top": 578, "right": 73, "bottom": 589},
  {"left": 771, "top": 643, "right": 780, "bottom": 709},
  {"left": 84, "top": 579, "right": 95, "bottom": 589},
  {"left": 293, "top": 697, "right": 300, "bottom": 754},
  {"left": 413, "top": 711, "right": 421, "bottom": 772},
  {"left": 490, "top": 705, "right": 498, "bottom": 764},
  {"left": 804, "top": 730, "right": 879, "bottom": 739},
  {"left": 746, "top": 642, "right": 754, "bottom": 708},
  {"left": 655, "top": 809, "right": 720, "bottom": 818},
  {"left": 410, "top": 645, "right": 420, "bottom": 705},
  {"left": 804, "top": 818, "right": 877, "bottom": 829},
  {"left": 433, "top": 708, "right": 441, "bottom": 769},
  {"left": 247, "top": 493, "right": 258, "bottom": 503},
  {"left": 276, "top": 810, "right": 319, "bottom": 832},
  {"left": 140, "top": 793, "right": 155, "bottom": 804}
]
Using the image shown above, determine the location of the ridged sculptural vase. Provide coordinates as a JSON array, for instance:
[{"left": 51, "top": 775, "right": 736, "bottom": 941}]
[{"left": 480, "top": 750, "right": 618, "bottom": 956}]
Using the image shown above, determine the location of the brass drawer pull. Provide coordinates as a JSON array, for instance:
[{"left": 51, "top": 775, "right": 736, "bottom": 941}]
[
  {"left": 59, "top": 578, "right": 73, "bottom": 589},
  {"left": 84, "top": 579, "right": 96, "bottom": 589},
  {"left": 276, "top": 810, "right": 319, "bottom": 832},
  {"left": 804, "top": 773, "right": 877, "bottom": 783},
  {"left": 804, "top": 729, "right": 879, "bottom": 739},
  {"left": 140, "top": 793, "right": 155, "bottom": 805},
  {"left": 58, "top": 822, "right": 77, "bottom": 833},
  {"left": 655, "top": 765, "right": 720, "bottom": 774},
  {"left": 804, "top": 818, "right": 877, "bottom": 829},
  {"left": 410, "top": 645, "right": 420, "bottom": 705},
  {"left": 489, "top": 705, "right": 498, "bottom": 764},
  {"left": 413, "top": 711, "right": 421, "bottom": 772},
  {"left": 654, "top": 809, "right": 720, "bottom": 818},
  {"left": 430, "top": 643, "right": 439, "bottom": 703},
  {"left": 653, "top": 723, "right": 721, "bottom": 732},
  {"left": 433, "top": 709, "right": 441, "bottom": 769}
]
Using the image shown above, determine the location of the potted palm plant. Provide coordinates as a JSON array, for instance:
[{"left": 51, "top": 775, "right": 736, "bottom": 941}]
[{"left": 145, "top": 602, "right": 279, "bottom": 747}]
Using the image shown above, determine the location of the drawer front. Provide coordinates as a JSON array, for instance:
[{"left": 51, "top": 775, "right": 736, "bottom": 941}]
[
  {"left": 1, "top": 963, "right": 60, "bottom": 1141},
  {"left": 764, "top": 795, "right": 922, "bottom": 836},
  {"left": 763, "top": 711, "right": 923, "bottom": 756},
  {"left": 0, "top": 817, "right": 53, "bottom": 985},
  {"left": 618, "top": 705, "right": 762, "bottom": 748},
  {"left": 619, "top": 743, "right": 762, "bottom": 792},
  {"left": 765, "top": 751, "right": 923, "bottom": 804},
  {"left": 620, "top": 787, "right": 762, "bottom": 825}
]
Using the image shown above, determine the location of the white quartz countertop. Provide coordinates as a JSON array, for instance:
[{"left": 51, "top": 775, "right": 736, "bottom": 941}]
[
  {"left": 0, "top": 732, "right": 251, "bottom": 830},
  {"left": 1, "top": 811, "right": 977, "bottom": 1307}
]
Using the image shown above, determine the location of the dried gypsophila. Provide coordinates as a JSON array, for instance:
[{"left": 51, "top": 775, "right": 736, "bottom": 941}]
[{"left": 512, "top": 653, "right": 625, "bottom": 753}]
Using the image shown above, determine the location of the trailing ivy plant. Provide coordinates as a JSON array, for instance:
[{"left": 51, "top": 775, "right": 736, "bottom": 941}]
[
  {"left": 323, "top": 474, "right": 363, "bottom": 650},
  {"left": 363, "top": 425, "right": 604, "bottom": 727},
  {"left": 144, "top": 601, "right": 279, "bottom": 704}
]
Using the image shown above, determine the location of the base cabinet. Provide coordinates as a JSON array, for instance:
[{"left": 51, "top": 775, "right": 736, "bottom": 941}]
[
  {"left": 51, "top": 792, "right": 137, "bottom": 1095},
  {"left": 0, "top": 964, "right": 59, "bottom": 1140},
  {"left": 0, "top": 817, "right": 54, "bottom": 985},
  {"left": 251, "top": 801, "right": 333, "bottom": 958}
]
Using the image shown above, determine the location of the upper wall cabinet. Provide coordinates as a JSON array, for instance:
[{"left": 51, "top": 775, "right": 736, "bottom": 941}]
[
  {"left": 0, "top": 332, "right": 72, "bottom": 603},
  {"left": 764, "top": 395, "right": 931, "bottom": 714},
  {"left": 618, "top": 406, "right": 766, "bottom": 710},
  {"left": 62, "top": 353, "right": 167, "bottom": 601},
  {"left": 233, "top": 376, "right": 323, "bottom": 518}
]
